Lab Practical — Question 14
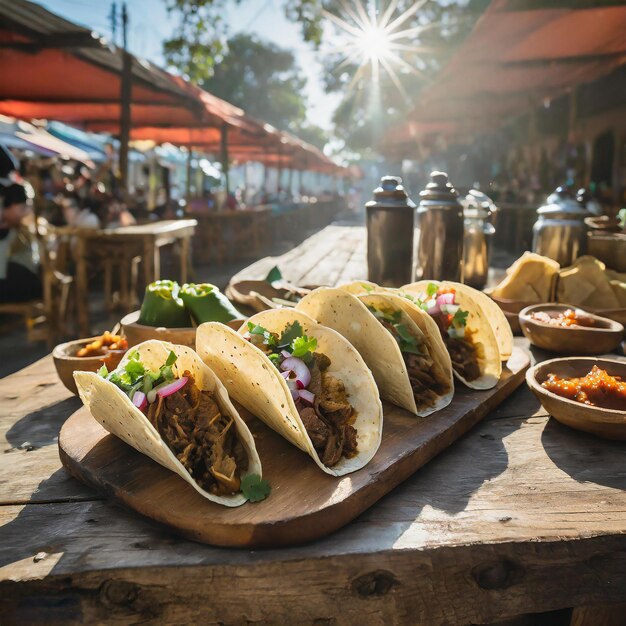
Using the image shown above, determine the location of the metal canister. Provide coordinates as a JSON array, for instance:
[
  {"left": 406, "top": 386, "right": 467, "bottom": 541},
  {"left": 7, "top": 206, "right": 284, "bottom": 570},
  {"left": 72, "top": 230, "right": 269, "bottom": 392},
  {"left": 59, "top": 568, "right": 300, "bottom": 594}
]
[
  {"left": 414, "top": 171, "right": 464, "bottom": 282},
  {"left": 532, "top": 186, "right": 589, "bottom": 266},
  {"left": 463, "top": 190, "right": 496, "bottom": 289},
  {"left": 366, "top": 176, "right": 415, "bottom": 286}
]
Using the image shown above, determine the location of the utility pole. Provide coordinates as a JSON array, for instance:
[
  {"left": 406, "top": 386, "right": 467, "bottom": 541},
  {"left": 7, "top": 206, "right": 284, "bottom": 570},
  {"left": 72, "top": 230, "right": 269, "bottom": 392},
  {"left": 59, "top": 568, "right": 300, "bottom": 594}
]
[
  {"left": 109, "top": 2, "right": 117, "bottom": 45},
  {"left": 119, "top": 1, "right": 132, "bottom": 191}
]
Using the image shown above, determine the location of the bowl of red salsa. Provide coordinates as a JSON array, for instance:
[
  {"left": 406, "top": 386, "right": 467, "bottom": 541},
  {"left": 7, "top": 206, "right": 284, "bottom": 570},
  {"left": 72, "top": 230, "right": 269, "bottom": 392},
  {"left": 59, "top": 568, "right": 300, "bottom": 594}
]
[
  {"left": 519, "top": 303, "right": 623, "bottom": 355},
  {"left": 527, "top": 357, "right": 626, "bottom": 440}
]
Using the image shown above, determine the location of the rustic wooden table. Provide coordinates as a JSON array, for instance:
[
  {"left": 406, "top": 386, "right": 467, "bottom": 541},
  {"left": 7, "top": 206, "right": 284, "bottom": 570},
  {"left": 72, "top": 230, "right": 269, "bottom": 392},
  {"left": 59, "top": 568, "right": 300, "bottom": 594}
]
[
  {"left": 1, "top": 225, "right": 625, "bottom": 625},
  {"left": 72, "top": 220, "right": 197, "bottom": 336}
]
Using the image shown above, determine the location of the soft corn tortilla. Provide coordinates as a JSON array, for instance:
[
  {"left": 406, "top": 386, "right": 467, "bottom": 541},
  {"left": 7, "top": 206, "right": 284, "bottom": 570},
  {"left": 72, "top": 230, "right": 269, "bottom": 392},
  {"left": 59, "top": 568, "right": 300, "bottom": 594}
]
[
  {"left": 196, "top": 310, "right": 383, "bottom": 476},
  {"left": 74, "top": 340, "right": 262, "bottom": 507},
  {"left": 488, "top": 252, "right": 560, "bottom": 302},
  {"left": 401, "top": 282, "right": 501, "bottom": 389},
  {"left": 557, "top": 256, "right": 620, "bottom": 309},
  {"left": 297, "top": 287, "right": 453, "bottom": 416},
  {"left": 406, "top": 280, "right": 513, "bottom": 361}
]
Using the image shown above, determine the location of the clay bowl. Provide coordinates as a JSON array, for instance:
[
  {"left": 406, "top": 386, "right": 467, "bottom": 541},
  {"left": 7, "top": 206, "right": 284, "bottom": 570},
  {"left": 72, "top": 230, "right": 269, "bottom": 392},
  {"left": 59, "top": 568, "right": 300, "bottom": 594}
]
[
  {"left": 121, "top": 311, "right": 246, "bottom": 348},
  {"left": 53, "top": 336, "right": 127, "bottom": 395},
  {"left": 527, "top": 357, "right": 626, "bottom": 440},
  {"left": 519, "top": 304, "right": 623, "bottom": 355},
  {"left": 588, "top": 308, "right": 626, "bottom": 337}
]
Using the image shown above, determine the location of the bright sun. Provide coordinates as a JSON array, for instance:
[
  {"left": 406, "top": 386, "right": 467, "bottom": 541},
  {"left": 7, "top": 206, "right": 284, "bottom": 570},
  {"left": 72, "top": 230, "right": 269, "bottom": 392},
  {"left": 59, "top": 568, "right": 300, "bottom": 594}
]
[
  {"left": 324, "top": 0, "right": 429, "bottom": 95},
  {"left": 356, "top": 25, "right": 391, "bottom": 62}
]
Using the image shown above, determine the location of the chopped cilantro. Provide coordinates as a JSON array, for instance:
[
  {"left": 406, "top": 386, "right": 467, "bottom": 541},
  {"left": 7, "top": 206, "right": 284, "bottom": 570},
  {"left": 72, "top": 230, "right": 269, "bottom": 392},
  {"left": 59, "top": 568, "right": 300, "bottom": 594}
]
[
  {"left": 426, "top": 282, "right": 439, "bottom": 298},
  {"left": 361, "top": 283, "right": 374, "bottom": 293},
  {"left": 265, "top": 266, "right": 282, "bottom": 284},
  {"left": 97, "top": 364, "right": 108, "bottom": 377},
  {"left": 278, "top": 321, "right": 303, "bottom": 347},
  {"left": 291, "top": 335, "right": 317, "bottom": 361},
  {"left": 241, "top": 473, "right": 271, "bottom": 502},
  {"left": 368, "top": 306, "right": 423, "bottom": 355},
  {"left": 247, "top": 322, "right": 277, "bottom": 347},
  {"left": 165, "top": 350, "right": 177, "bottom": 367},
  {"left": 452, "top": 308, "right": 469, "bottom": 327},
  {"left": 268, "top": 353, "right": 282, "bottom": 366}
]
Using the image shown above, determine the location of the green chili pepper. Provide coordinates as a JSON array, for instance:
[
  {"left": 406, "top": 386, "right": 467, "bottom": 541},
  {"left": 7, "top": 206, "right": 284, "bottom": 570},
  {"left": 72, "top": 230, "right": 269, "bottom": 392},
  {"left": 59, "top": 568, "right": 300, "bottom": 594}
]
[
  {"left": 180, "top": 282, "right": 242, "bottom": 324},
  {"left": 137, "top": 280, "right": 192, "bottom": 328}
]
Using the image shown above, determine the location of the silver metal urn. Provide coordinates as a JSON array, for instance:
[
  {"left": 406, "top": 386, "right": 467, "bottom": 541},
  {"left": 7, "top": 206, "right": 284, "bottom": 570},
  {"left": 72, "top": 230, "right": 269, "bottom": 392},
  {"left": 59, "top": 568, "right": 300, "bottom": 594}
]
[
  {"left": 366, "top": 176, "right": 416, "bottom": 287},
  {"left": 414, "top": 171, "right": 464, "bottom": 282},
  {"left": 463, "top": 190, "right": 496, "bottom": 290},
  {"left": 532, "top": 186, "right": 589, "bottom": 267}
]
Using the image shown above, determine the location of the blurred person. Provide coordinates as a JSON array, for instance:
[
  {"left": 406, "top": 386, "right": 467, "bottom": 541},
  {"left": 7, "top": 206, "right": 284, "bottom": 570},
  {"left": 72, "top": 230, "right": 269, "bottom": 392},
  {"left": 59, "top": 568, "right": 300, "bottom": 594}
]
[{"left": 0, "top": 182, "right": 42, "bottom": 303}]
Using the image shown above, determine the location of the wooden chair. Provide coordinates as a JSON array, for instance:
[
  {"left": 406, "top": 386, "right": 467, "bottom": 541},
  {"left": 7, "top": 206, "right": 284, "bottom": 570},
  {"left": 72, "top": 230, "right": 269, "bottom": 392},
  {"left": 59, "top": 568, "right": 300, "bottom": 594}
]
[{"left": 0, "top": 220, "right": 73, "bottom": 347}]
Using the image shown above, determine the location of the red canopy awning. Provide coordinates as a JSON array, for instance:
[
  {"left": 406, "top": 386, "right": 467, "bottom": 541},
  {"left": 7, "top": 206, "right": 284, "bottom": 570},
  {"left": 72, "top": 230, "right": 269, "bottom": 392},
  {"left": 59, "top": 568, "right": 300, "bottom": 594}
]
[{"left": 412, "top": 0, "right": 626, "bottom": 126}]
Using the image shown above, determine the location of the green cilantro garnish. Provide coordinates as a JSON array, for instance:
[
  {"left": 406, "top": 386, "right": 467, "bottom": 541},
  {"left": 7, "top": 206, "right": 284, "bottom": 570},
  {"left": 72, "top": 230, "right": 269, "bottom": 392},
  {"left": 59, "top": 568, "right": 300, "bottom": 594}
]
[
  {"left": 97, "top": 364, "right": 108, "bottom": 377},
  {"left": 291, "top": 335, "right": 317, "bottom": 361},
  {"left": 265, "top": 266, "right": 282, "bottom": 284},
  {"left": 451, "top": 308, "right": 469, "bottom": 327},
  {"left": 103, "top": 350, "right": 178, "bottom": 399},
  {"left": 268, "top": 353, "right": 282, "bottom": 366},
  {"left": 247, "top": 322, "right": 277, "bottom": 347},
  {"left": 426, "top": 282, "right": 439, "bottom": 298},
  {"left": 241, "top": 473, "right": 271, "bottom": 502},
  {"left": 361, "top": 283, "right": 375, "bottom": 293},
  {"left": 367, "top": 306, "right": 423, "bottom": 355},
  {"left": 278, "top": 321, "right": 303, "bottom": 347}
]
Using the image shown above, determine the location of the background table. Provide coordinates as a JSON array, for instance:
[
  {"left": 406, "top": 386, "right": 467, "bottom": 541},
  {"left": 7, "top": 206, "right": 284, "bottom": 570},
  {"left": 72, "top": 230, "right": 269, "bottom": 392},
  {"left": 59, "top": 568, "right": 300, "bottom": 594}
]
[
  {"left": 71, "top": 220, "right": 197, "bottom": 335},
  {"left": 1, "top": 225, "right": 625, "bottom": 625}
]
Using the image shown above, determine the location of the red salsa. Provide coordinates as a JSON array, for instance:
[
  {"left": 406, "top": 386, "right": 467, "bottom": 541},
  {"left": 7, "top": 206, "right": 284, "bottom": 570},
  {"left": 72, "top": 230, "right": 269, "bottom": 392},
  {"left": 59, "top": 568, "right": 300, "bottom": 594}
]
[
  {"left": 541, "top": 365, "right": 626, "bottom": 410},
  {"left": 530, "top": 309, "right": 597, "bottom": 328}
]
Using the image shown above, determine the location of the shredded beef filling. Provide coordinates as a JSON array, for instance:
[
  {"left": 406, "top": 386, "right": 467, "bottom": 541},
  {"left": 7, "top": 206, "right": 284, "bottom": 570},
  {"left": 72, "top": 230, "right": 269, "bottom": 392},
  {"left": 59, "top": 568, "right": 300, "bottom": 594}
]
[
  {"left": 430, "top": 313, "right": 481, "bottom": 382},
  {"left": 443, "top": 335, "right": 481, "bottom": 381},
  {"left": 296, "top": 353, "right": 358, "bottom": 467},
  {"left": 146, "top": 371, "right": 248, "bottom": 495},
  {"left": 403, "top": 352, "right": 449, "bottom": 408},
  {"left": 379, "top": 317, "right": 447, "bottom": 408}
]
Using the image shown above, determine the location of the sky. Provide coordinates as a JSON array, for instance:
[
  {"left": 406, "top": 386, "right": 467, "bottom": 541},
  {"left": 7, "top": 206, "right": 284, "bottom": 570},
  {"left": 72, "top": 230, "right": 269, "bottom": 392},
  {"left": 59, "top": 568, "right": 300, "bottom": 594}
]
[{"left": 40, "top": 0, "right": 341, "bottom": 130}]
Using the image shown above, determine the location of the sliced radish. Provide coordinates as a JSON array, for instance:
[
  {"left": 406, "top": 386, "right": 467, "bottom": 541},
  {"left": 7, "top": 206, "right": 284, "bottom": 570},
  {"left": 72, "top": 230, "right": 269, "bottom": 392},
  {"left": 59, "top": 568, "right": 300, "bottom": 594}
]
[
  {"left": 157, "top": 376, "right": 188, "bottom": 399},
  {"left": 132, "top": 390, "right": 147, "bottom": 411},
  {"left": 280, "top": 356, "right": 311, "bottom": 389}
]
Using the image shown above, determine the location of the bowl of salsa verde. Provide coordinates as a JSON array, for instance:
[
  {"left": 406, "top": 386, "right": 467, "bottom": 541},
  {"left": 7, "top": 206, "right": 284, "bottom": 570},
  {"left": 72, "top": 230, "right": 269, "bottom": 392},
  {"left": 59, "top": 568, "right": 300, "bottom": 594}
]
[
  {"left": 519, "top": 303, "right": 623, "bottom": 355},
  {"left": 527, "top": 357, "right": 626, "bottom": 440}
]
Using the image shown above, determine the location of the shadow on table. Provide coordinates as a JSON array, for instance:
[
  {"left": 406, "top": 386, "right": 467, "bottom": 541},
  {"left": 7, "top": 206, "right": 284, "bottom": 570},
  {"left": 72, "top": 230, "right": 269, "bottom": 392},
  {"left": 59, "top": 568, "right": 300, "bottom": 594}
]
[
  {"left": 321, "top": 415, "right": 521, "bottom": 553},
  {"left": 5, "top": 396, "right": 81, "bottom": 450},
  {"left": 541, "top": 418, "right": 626, "bottom": 490}
]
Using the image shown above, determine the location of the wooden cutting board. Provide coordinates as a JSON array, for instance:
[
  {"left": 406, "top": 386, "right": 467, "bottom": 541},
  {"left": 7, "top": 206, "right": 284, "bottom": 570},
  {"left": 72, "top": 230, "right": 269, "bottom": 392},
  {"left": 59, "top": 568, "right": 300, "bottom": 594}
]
[{"left": 59, "top": 347, "right": 530, "bottom": 548}]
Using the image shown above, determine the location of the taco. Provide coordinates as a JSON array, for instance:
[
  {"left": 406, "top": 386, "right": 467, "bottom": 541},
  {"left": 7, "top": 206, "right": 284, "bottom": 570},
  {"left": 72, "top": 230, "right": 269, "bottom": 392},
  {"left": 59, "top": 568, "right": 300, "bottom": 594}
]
[
  {"left": 297, "top": 287, "right": 453, "bottom": 416},
  {"left": 401, "top": 281, "right": 501, "bottom": 389},
  {"left": 74, "top": 340, "right": 263, "bottom": 507},
  {"left": 196, "top": 310, "right": 383, "bottom": 476}
]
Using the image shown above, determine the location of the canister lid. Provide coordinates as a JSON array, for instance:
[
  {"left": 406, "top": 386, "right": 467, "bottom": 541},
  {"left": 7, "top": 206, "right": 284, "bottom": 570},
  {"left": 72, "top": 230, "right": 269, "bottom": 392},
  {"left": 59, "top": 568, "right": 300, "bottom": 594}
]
[
  {"left": 366, "top": 176, "right": 415, "bottom": 208},
  {"left": 419, "top": 171, "right": 462, "bottom": 206}
]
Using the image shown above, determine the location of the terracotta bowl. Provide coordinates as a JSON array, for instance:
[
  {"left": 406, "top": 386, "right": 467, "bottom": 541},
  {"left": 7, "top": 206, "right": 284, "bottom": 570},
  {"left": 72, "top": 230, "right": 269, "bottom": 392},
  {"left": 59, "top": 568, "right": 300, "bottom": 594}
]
[
  {"left": 53, "top": 336, "right": 127, "bottom": 395},
  {"left": 519, "top": 304, "right": 623, "bottom": 355},
  {"left": 121, "top": 311, "right": 246, "bottom": 349},
  {"left": 526, "top": 357, "right": 626, "bottom": 440}
]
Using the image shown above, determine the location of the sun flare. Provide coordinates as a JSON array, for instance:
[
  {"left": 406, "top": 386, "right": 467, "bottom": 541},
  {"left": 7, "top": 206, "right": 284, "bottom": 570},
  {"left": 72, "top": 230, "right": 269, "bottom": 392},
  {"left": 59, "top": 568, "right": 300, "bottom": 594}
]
[{"left": 324, "top": 0, "right": 431, "bottom": 95}]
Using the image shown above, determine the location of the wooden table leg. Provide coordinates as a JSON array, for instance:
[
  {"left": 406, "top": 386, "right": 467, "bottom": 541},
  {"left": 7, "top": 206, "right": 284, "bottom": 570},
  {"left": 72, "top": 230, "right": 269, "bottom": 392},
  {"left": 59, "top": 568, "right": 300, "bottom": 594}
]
[
  {"left": 153, "top": 243, "right": 161, "bottom": 282},
  {"left": 143, "top": 238, "right": 154, "bottom": 288},
  {"left": 75, "top": 236, "right": 90, "bottom": 336},
  {"left": 180, "top": 235, "right": 190, "bottom": 284}
]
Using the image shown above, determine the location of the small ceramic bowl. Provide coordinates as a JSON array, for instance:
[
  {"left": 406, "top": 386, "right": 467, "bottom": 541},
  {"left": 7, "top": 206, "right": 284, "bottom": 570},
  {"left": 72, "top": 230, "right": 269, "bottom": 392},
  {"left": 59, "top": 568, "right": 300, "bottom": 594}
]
[
  {"left": 226, "top": 280, "right": 313, "bottom": 313},
  {"left": 519, "top": 304, "right": 623, "bottom": 355},
  {"left": 53, "top": 336, "right": 127, "bottom": 395},
  {"left": 526, "top": 357, "right": 626, "bottom": 440},
  {"left": 121, "top": 311, "right": 246, "bottom": 348}
]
